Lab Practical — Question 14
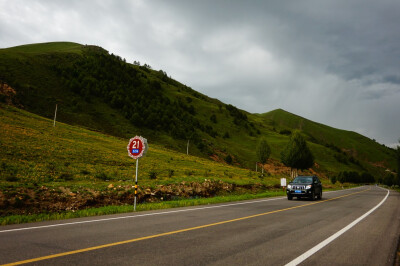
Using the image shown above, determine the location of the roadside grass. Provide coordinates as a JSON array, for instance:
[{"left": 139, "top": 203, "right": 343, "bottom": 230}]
[
  {"left": 0, "top": 105, "right": 297, "bottom": 223},
  {"left": 381, "top": 185, "right": 400, "bottom": 193},
  {"left": 0, "top": 105, "right": 370, "bottom": 226},
  {"left": 0, "top": 191, "right": 286, "bottom": 225},
  {"left": 0, "top": 184, "right": 360, "bottom": 226}
]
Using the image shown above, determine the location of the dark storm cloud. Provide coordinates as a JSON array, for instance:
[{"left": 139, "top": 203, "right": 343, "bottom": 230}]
[
  {"left": 0, "top": 0, "right": 399, "bottom": 146},
  {"left": 383, "top": 75, "right": 400, "bottom": 85}
]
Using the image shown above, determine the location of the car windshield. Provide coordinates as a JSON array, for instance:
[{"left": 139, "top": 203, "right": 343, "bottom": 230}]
[{"left": 292, "top": 176, "right": 313, "bottom": 184}]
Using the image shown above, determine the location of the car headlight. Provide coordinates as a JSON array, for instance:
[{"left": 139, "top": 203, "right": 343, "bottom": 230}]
[
  {"left": 287, "top": 184, "right": 292, "bottom": 189},
  {"left": 306, "top": 185, "right": 312, "bottom": 189}
]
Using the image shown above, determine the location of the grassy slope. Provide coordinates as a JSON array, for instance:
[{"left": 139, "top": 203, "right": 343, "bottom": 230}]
[
  {"left": 0, "top": 42, "right": 83, "bottom": 54},
  {"left": 0, "top": 42, "right": 396, "bottom": 179},
  {"left": 0, "top": 104, "right": 299, "bottom": 224},
  {"left": 0, "top": 104, "right": 274, "bottom": 189},
  {"left": 0, "top": 43, "right": 145, "bottom": 140},
  {"left": 261, "top": 109, "right": 396, "bottom": 172}
]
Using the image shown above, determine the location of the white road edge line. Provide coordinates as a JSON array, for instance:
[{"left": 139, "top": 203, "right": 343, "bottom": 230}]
[
  {"left": 0, "top": 186, "right": 362, "bottom": 234},
  {"left": 285, "top": 187, "right": 390, "bottom": 266}
]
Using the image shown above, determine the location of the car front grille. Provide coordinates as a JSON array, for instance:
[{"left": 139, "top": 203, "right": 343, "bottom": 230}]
[{"left": 292, "top": 185, "right": 306, "bottom": 190}]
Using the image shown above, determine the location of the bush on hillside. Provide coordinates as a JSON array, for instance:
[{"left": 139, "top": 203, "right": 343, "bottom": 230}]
[
  {"left": 225, "top": 155, "right": 233, "bottom": 165},
  {"left": 337, "top": 171, "right": 375, "bottom": 184}
]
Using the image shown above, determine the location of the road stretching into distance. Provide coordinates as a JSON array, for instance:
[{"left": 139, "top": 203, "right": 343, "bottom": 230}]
[{"left": 0, "top": 186, "right": 399, "bottom": 265}]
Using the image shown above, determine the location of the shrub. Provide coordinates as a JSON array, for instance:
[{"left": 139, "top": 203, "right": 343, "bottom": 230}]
[
  {"left": 225, "top": 155, "right": 233, "bottom": 164},
  {"left": 184, "top": 170, "right": 194, "bottom": 176},
  {"left": 95, "top": 172, "right": 109, "bottom": 181},
  {"left": 59, "top": 173, "right": 74, "bottom": 181},
  {"left": 210, "top": 114, "right": 217, "bottom": 123},
  {"left": 337, "top": 171, "right": 375, "bottom": 184},
  {"left": 1, "top": 162, "right": 18, "bottom": 182},
  {"left": 13, "top": 197, "right": 24, "bottom": 208},
  {"left": 382, "top": 172, "right": 396, "bottom": 186},
  {"left": 47, "top": 162, "right": 57, "bottom": 175},
  {"left": 204, "top": 169, "right": 211, "bottom": 177},
  {"left": 167, "top": 169, "right": 174, "bottom": 178},
  {"left": 80, "top": 170, "right": 91, "bottom": 175},
  {"left": 0, "top": 94, "right": 6, "bottom": 103},
  {"left": 334, "top": 154, "right": 348, "bottom": 164},
  {"left": 6, "top": 175, "right": 18, "bottom": 182},
  {"left": 361, "top": 172, "right": 375, "bottom": 183},
  {"left": 149, "top": 171, "right": 157, "bottom": 179},
  {"left": 224, "top": 171, "right": 233, "bottom": 178},
  {"left": 279, "top": 129, "right": 292, "bottom": 135}
]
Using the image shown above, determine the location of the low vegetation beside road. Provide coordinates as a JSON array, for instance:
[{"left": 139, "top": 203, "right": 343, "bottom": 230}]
[{"left": 0, "top": 105, "right": 357, "bottom": 225}]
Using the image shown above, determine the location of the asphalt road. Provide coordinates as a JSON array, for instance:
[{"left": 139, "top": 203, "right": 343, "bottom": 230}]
[{"left": 0, "top": 186, "right": 399, "bottom": 265}]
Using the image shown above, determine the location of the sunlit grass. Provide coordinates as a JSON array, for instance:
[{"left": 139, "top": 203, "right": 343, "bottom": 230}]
[{"left": 0, "top": 105, "right": 365, "bottom": 225}]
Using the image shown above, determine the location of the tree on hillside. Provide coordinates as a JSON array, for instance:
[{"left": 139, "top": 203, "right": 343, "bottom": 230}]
[
  {"left": 280, "top": 131, "right": 314, "bottom": 179},
  {"left": 225, "top": 154, "right": 233, "bottom": 165},
  {"left": 256, "top": 138, "right": 271, "bottom": 176}
]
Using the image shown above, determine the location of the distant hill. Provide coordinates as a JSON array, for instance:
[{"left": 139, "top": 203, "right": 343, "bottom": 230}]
[
  {"left": 0, "top": 42, "right": 396, "bottom": 178},
  {"left": 261, "top": 109, "right": 395, "bottom": 170}
]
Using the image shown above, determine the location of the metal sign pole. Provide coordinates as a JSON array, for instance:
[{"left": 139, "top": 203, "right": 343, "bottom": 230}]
[
  {"left": 134, "top": 158, "right": 139, "bottom": 211},
  {"left": 127, "top": 136, "right": 147, "bottom": 212},
  {"left": 53, "top": 104, "right": 57, "bottom": 127}
]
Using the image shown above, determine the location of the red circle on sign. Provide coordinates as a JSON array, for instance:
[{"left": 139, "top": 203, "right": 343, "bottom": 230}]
[{"left": 127, "top": 136, "right": 144, "bottom": 159}]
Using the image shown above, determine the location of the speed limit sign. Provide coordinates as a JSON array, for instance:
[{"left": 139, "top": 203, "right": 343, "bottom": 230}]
[
  {"left": 127, "top": 136, "right": 148, "bottom": 211},
  {"left": 127, "top": 136, "right": 148, "bottom": 159}
]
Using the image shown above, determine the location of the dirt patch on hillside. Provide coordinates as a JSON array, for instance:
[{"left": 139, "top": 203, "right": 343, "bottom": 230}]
[
  {"left": 255, "top": 159, "right": 326, "bottom": 179},
  {"left": 0, "top": 81, "right": 21, "bottom": 107},
  {"left": 0, "top": 180, "right": 276, "bottom": 216}
]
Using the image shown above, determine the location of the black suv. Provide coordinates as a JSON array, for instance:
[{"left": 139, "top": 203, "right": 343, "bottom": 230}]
[{"left": 286, "top": 175, "right": 322, "bottom": 200}]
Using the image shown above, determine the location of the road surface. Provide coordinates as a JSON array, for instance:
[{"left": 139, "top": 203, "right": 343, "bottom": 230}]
[{"left": 0, "top": 186, "right": 399, "bottom": 265}]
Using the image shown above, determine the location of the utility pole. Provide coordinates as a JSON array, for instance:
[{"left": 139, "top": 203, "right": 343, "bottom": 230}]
[
  {"left": 187, "top": 139, "right": 190, "bottom": 155},
  {"left": 53, "top": 104, "right": 58, "bottom": 127}
]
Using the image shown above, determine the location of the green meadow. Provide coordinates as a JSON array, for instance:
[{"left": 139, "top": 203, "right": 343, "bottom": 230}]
[
  {"left": 1, "top": 104, "right": 361, "bottom": 225},
  {"left": 0, "top": 105, "right": 274, "bottom": 187}
]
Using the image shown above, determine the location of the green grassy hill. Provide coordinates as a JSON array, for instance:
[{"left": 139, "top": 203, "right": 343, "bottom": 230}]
[
  {"left": 0, "top": 104, "right": 265, "bottom": 186},
  {"left": 0, "top": 42, "right": 396, "bottom": 180},
  {"left": 261, "top": 109, "right": 395, "bottom": 170},
  {"left": 0, "top": 104, "right": 290, "bottom": 219},
  {"left": 1, "top": 42, "right": 83, "bottom": 54}
]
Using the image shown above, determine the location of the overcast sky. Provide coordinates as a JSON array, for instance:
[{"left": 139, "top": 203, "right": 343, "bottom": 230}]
[{"left": 1, "top": 0, "right": 399, "bottom": 146}]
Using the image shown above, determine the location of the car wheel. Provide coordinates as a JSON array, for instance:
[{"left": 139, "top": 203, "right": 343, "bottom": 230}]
[
  {"left": 317, "top": 190, "right": 322, "bottom": 200},
  {"left": 310, "top": 190, "right": 315, "bottom": 201},
  {"left": 287, "top": 195, "right": 293, "bottom": 200}
]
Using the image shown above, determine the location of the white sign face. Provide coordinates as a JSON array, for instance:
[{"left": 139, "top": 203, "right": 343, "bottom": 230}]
[{"left": 281, "top": 178, "right": 287, "bottom": 187}]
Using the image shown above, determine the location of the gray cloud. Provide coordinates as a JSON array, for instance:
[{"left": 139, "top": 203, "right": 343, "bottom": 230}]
[
  {"left": 383, "top": 75, "right": 400, "bottom": 85},
  {"left": 0, "top": 0, "right": 399, "bottom": 145}
]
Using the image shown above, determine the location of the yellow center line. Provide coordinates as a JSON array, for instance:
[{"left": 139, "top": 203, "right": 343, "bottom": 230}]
[{"left": 2, "top": 188, "right": 370, "bottom": 266}]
